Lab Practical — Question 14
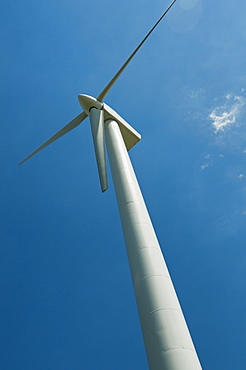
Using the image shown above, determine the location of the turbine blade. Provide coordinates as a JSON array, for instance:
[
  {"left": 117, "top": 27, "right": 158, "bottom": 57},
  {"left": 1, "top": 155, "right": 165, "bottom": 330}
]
[
  {"left": 90, "top": 108, "right": 108, "bottom": 192},
  {"left": 18, "top": 111, "right": 87, "bottom": 166},
  {"left": 96, "top": 0, "right": 177, "bottom": 102}
]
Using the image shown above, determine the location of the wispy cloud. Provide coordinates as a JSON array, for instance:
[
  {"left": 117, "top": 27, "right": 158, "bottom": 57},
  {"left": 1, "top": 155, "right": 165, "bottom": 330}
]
[
  {"left": 209, "top": 95, "right": 245, "bottom": 133},
  {"left": 200, "top": 163, "right": 209, "bottom": 171},
  {"left": 200, "top": 154, "right": 214, "bottom": 171}
]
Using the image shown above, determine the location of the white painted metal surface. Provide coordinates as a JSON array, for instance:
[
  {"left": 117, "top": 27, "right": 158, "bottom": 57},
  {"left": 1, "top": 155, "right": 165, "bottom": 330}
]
[
  {"left": 89, "top": 108, "right": 108, "bottom": 192},
  {"left": 105, "top": 119, "right": 202, "bottom": 370},
  {"left": 78, "top": 94, "right": 141, "bottom": 151}
]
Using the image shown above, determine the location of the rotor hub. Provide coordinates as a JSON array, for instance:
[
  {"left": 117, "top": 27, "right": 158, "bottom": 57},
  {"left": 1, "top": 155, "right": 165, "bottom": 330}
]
[{"left": 78, "top": 94, "right": 103, "bottom": 115}]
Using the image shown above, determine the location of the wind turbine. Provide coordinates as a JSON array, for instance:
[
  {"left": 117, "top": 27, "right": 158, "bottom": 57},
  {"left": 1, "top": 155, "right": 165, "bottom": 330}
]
[{"left": 19, "top": 1, "right": 202, "bottom": 369}]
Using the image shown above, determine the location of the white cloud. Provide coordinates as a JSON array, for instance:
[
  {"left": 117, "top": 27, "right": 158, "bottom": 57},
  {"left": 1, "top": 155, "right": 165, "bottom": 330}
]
[
  {"left": 200, "top": 163, "right": 209, "bottom": 170},
  {"left": 209, "top": 95, "right": 245, "bottom": 133},
  {"left": 200, "top": 154, "right": 211, "bottom": 170}
]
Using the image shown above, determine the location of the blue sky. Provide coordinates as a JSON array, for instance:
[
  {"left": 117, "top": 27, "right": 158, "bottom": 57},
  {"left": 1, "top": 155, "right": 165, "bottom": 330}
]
[{"left": 1, "top": 0, "right": 246, "bottom": 369}]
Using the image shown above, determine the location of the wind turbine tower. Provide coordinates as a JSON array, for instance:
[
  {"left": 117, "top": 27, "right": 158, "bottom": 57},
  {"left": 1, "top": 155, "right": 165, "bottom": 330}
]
[{"left": 19, "top": 1, "right": 202, "bottom": 369}]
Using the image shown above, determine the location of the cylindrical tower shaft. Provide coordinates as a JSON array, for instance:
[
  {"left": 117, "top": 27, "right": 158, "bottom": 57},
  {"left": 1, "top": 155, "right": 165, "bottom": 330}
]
[{"left": 105, "top": 119, "right": 202, "bottom": 370}]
